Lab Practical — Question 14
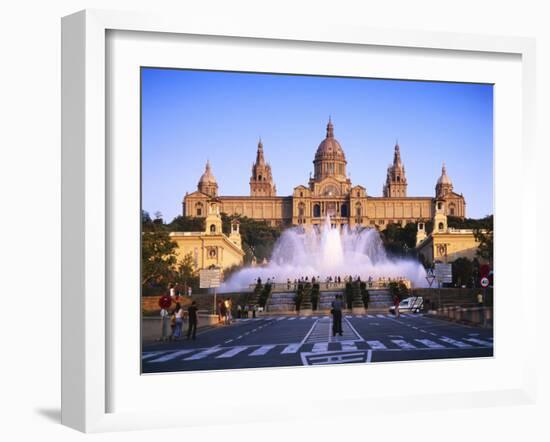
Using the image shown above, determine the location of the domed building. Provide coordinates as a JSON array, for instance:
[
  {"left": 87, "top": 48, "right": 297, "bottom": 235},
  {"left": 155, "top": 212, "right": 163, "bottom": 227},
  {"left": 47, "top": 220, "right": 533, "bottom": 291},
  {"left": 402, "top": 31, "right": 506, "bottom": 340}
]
[{"left": 183, "top": 118, "right": 466, "bottom": 228}]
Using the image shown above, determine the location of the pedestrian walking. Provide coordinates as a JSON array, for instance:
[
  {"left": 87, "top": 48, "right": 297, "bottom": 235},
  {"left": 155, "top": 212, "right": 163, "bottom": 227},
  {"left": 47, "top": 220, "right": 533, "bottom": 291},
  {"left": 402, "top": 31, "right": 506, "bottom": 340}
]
[
  {"left": 187, "top": 301, "right": 198, "bottom": 340},
  {"left": 160, "top": 307, "right": 171, "bottom": 342},
  {"left": 252, "top": 304, "right": 257, "bottom": 318},
  {"left": 331, "top": 294, "right": 343, "bottom": 336},
  {"left": 394, "top": 296, "right": 400, "bottom": 318},
  {"left": 220, "top": 299, "right": 228, "bottom": 325}
]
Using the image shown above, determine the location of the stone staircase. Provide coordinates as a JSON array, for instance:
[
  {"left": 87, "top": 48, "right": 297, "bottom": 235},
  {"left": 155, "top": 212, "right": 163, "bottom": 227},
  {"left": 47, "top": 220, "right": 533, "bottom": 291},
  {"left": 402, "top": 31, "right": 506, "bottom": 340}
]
[
  {"left": 367, "top": 290, "right": 393, "bottom": 313},
  {"left": 267, "top": 292, "right": 296, "bottom": 312}
]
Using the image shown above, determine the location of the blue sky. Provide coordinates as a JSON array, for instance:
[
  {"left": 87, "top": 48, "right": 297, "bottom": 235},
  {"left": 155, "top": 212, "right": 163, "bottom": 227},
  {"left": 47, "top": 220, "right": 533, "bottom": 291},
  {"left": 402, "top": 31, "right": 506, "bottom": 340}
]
[{"left": 142, "top": 68, "right": 493, "bottom": 221}]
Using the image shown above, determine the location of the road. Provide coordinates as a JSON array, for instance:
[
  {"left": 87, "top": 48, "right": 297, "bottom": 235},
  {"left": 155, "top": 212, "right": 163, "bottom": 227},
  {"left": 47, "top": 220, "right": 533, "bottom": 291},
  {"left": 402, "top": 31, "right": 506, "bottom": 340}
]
[{"left": 142, "top": 313, "right": 493, "bottom": 373}]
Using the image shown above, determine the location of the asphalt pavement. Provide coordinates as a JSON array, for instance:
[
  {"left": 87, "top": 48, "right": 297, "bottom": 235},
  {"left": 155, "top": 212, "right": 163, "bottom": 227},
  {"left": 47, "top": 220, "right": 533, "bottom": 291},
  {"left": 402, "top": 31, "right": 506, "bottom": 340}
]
[{"left": 142, "top": 313, "right": 493, "bottom": 373}]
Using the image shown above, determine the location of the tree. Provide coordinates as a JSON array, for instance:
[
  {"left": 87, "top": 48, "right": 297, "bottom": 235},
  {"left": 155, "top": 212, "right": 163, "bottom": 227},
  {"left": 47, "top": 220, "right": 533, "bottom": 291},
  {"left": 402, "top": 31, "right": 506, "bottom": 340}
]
[
  {"left": 474, "top": 226, "right": 493, "bottom": 264},
  {"left": 167, "top": 215, "right": 205, "bottom": 232},
  {"left": 452, "top": 257, "right": 474, "bottom": 287},
  {"left": 220, "top": 214, "right": 283, "bottom": 263},
  {"left": 141, "top": 224, "right": 178, "bottom": 286},
  {"left": 380, "top": 222, "right": 418, "bottom": 258},
  {"left": 173, "top": 252, "right": 199, "bottom": 291}
]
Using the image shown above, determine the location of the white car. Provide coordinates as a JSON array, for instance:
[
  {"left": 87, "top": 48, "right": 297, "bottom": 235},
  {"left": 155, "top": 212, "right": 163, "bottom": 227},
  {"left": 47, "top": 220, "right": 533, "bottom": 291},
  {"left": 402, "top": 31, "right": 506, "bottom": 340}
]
[{"left": 389, "top": 296, "right": 423, "bottom": 314}]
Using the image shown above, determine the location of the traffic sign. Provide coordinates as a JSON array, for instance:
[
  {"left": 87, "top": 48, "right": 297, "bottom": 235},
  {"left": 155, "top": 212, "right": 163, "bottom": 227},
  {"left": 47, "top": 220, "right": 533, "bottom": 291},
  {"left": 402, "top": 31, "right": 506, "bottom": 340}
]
[
  {"left": 200, "top": 268, "right": 221, "bottom": 288},
  {"left": 425, "top": 268, "right": 436, "bottom": 287},
  {"left": 434, "top": 263, "right": 452, "bottom": 284},
  {"left": 158, "top": 295, "right": 172, "bottom": 309},
  {"left": 480, "top": 277, "right": 490, "bottom": 288}
]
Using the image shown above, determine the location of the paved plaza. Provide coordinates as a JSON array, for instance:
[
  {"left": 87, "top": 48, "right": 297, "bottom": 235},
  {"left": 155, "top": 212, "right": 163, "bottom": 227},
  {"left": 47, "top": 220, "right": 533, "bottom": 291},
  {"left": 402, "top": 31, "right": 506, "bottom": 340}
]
[{"left": 142, "top": 313, "right": 493, "bottom": 373}]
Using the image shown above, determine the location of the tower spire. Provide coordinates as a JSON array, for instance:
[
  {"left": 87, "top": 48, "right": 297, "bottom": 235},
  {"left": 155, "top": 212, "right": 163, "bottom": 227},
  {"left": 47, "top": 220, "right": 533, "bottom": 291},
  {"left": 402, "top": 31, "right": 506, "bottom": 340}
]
[{"left": 326, "top": 116, "right": 334, "bottom": 138}]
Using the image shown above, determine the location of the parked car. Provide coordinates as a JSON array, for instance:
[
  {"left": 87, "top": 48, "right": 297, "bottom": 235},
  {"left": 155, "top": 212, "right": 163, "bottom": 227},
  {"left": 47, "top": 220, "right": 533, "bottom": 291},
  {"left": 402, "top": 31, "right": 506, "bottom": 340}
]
[{"left": 389, "top": 296, "right": 423, "bottom": 314}]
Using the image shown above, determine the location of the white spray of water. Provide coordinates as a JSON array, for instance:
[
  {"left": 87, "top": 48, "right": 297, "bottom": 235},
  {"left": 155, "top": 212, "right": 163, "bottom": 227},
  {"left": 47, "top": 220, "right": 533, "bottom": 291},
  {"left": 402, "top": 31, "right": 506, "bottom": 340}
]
[{"left": 221, "top": 215, "right": 427, "bottom": 292}]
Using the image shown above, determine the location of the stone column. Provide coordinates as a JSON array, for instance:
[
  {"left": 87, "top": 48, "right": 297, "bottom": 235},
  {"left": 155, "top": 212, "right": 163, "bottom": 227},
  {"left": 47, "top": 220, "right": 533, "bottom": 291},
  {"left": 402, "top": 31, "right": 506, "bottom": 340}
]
[
  {"left": 351, "top": 281, "right": 366, "bottom": 315},
  {"left": 299, "top": 283, "right": 313, "bottom": 316}
]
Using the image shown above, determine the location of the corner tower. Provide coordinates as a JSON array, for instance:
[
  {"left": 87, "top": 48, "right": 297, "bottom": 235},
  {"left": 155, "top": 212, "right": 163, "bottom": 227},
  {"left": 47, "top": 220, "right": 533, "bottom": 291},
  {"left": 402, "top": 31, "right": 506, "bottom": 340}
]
[
  {"left": 250, "top": 139, "right": 276, "bottom": 197},
  {"left": 197, "top": 160, "right": 218, "bottom": 197},
  {"left": 435, "top": 162, "right": 453, "bottom": 198},
  {"left": 383, "top": 142, "right": 407, "bottom": 197}
]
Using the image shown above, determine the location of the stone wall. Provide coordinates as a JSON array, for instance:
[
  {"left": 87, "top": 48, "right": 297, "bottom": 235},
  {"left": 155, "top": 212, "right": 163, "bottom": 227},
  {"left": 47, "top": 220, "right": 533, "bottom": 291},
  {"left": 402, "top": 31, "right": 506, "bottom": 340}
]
[{"left": 413, "top": 287, "right": 493, "bottom": 309}]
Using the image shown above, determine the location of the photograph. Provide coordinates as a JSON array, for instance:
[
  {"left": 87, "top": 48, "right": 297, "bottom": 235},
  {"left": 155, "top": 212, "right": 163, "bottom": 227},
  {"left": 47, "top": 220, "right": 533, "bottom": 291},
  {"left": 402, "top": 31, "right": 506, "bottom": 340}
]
[{"left": 140, "top": 68, "right": 494, "bottom": 374}]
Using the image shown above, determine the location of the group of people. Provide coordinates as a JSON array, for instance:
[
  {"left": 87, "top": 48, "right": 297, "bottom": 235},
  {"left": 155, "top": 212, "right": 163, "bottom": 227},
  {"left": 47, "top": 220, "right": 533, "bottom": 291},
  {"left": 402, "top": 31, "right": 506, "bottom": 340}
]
[
  {"left": 167, "top": 282, "right": 193, "bottom": 299},
  {"left": 159, "top": 301, "right": 198, "bottom": 342},
  {"left": 216, "top": 298, "right": 233, "bottom": 325}
]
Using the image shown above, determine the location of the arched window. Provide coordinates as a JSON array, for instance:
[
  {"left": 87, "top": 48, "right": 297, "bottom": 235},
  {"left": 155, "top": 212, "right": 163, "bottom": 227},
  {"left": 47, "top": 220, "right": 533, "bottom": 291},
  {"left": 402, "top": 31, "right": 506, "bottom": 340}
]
[
  {"left": 397, "top": 176, "right": 400, "bottom": 182},
  {"left": 356, "top": 190, "right": 360, "bottom": 197},
  {"left": 313, "top": 204, "right": 321, "bottom": 218},
  {"left": 300, "top": 192, "right": 303, "bottom": 198},
  {"left": 210, "top": 224, "right": 216, "bottom": 233},
  {"left": 449, "top": 203, "right": 456, "bottom": 216},
  {"left": 341, "top": 203, "right": 349, "bottom": 217},
  {"left": 437, "top": 202, "right": 443, "bottom": 210},
  {"left": 438, "top": 222, "right": 444, "bottom": 231},
  {"left": 258, "top": 174, "right": 262, "bottom": 181},
  {"left": 195, "top": 202, "right": 203, "bottom": 217}
]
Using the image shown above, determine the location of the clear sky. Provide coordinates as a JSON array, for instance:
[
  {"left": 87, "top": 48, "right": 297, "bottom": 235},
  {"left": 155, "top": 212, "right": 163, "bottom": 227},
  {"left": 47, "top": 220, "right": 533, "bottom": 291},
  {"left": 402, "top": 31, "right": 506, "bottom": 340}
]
[{"left": 142, "top": 68, "right": 493, "bottom": 221}]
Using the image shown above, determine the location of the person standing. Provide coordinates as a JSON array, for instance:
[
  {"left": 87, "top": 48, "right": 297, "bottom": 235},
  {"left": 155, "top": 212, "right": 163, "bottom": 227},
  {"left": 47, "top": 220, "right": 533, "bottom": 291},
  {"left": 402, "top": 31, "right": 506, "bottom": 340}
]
[
  {"left": 220, "top": 299, "right": 228, "bottom": 325},
  {"left": 331, "top": 294, "right": 343, "bottom": 337},
  {"left": 160, "top": 307, "right": 171, "bottom": 342},
  {"left": 187, "top": 301, "right": 198, "bottom": 340},
  {"left": 172, "top": 303, "right": 184, "bottom": 340}
]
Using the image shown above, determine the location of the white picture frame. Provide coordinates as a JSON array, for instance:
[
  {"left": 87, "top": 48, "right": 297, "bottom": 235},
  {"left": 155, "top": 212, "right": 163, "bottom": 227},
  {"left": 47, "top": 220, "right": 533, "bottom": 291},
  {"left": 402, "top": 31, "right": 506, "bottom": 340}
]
[{"left": 61, "top": 9, "right": 538, "bottom": 433}]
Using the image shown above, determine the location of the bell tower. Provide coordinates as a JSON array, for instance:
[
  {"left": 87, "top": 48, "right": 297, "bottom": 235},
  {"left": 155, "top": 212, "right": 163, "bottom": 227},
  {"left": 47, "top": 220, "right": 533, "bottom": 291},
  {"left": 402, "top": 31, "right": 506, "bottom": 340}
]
[
  {"left": 250, "top": 139, "right": 276, "bottom": 197},
  {"left": 383, "top": 142, "right": 408, "bottom": 197}
]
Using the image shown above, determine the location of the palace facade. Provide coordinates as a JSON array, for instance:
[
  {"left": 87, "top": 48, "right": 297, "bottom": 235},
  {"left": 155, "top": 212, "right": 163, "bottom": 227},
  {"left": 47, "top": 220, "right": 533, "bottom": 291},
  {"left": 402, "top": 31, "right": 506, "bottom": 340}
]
[{"left": 183, "top": 119, "right": 466, "bottom": 228}]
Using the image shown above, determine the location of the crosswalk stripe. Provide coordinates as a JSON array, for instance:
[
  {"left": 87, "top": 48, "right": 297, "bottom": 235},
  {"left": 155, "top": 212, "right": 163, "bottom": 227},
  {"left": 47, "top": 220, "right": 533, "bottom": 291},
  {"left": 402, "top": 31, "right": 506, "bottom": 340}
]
[
  {"left": 300, "top": 317, "right": 308, "bottom": 320},
  {"left": 439, "top": 337, "right": 472, "bottom": 348},
  {"left": 376, "top": 314, "right": 386, "bottom": 318},
  {"left": 341, "top": 340, "right": 358, "bottom": 351},
  {"left": 391, "top": 340, "right": 417, "bottom": 349},
  {"left": 216, "top": 346, "right": 249, "bottom": 359},
  {"left": 366, "top": 340, "right": 387, "bottom": 350},
  {"left": 367, "top": 315, "right": 374, "bottom": 318},
  {"left": 464, "top": 338, "right": 493, "bottom": 347},
  {"left": 142, "top": 351, "right": 167, "bottom": 360},
  {"left": 281, "top": 343, "right": 301, "bottom": 354},
  {"left": 312, "top": 342, "right": 328, "bottom": 352},
  {"left": 415, "top": 339, "right": 445, "bottom": 349},
  {"left": 184, "top": 346, "right": 222, "bottom": 360},
  {"left": 288, "top": 317, "right": 296, "bottom": 321},
  {"left": 148, "top": 349, "right": 195, "bottom": 363},
  {"left": 249, "top": 345, "right": 276, "bottom": 356}
]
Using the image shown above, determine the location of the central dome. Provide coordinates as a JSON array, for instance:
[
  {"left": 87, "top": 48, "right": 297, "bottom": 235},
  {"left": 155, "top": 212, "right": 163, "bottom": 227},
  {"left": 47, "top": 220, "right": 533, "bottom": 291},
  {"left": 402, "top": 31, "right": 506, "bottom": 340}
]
[{"left": 315, "top": 118, "right": 346, "bottom": 161}]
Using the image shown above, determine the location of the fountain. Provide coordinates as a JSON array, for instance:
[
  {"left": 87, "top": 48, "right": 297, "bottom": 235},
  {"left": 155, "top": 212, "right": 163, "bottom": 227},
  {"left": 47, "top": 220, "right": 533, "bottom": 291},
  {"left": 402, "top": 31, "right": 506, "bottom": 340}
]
[{"left": 221, "top": 215, "right": 428, "bottom": 293}]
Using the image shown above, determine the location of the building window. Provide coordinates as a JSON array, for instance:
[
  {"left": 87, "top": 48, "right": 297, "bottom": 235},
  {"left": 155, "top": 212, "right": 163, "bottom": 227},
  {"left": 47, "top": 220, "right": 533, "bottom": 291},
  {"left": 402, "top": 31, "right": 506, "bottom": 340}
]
[
  {"left": 298, "top": 202, "right": 305, "bottom": 217},
  {"left": 438, "top": 222, "right": 444, "bottom": 231},
  {"left": 341, "top": 203, "right": 348, "bottom": 217},
  {"left": 438, "top": 202, "right": 443, "bottom": 210},
  {"left": 210, "top": 224, "right": 216, "bottom": 233},
  {"left": 195, "top": 202, "right": 203, "bottom": 217},
  {"left": 370, "top": 220, "right": 376, "bottom": 225},
  {"left": 356, "top": 190, "right": 360, "bottom": 197},
  {"left": 313, "top": 204, "right": 321, "bottom": 218},
  {"left": 300, "top": 191, "right": 303, "bottom": 197}
]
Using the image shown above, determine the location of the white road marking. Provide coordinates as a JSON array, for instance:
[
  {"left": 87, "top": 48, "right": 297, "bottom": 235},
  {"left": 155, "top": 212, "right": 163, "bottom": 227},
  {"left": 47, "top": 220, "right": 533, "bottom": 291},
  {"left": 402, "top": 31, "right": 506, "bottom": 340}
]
[
  {"left": 366, "top": 340, "right": 387, "bottom": 350},
  {"left": 300, "top": 317, "right": 308, "bottom": 320},
  {"left": 312, "top": 342, "right": 329, "bottom": 353},
  {"left": 148, "top": 349, "right": 195, "bottom": 363},
  {"left": 288, "top": 317, "right": 296, "bottom": 321},
  {"left": 341, "top": 340, "right": 358, "bottom": 351},
  {"left": 376, "top": 314, "right": 386, "bottom": 318},
  {"left": 415, "top": 339, "right": 445, "bottom": 349},
  {"left": 464, "top": 338, "right": 493, "bottom": 347},
  {"left": 439, "top": 337, "right": 472, "bottom": 348},
  {"left": 366, "top": 350, "right": 373, "bottom": 363},
  {"left": 216, "top": 346, "right": 249, "bottom": 359},
  {"left": 249, "top": 345, "right": 276, "bottom": 356},
  {"left": 391, "top": 340, "right": 417, "bottom": 349},
  {"left": 142, "top": 351, "right": 166, "bottom": 360},
  {"left": 281, "top": 343, "right": 301, "bottom": 354},
  {"left": 184, "top": 346, "right": 222, "bottom": 360}
]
